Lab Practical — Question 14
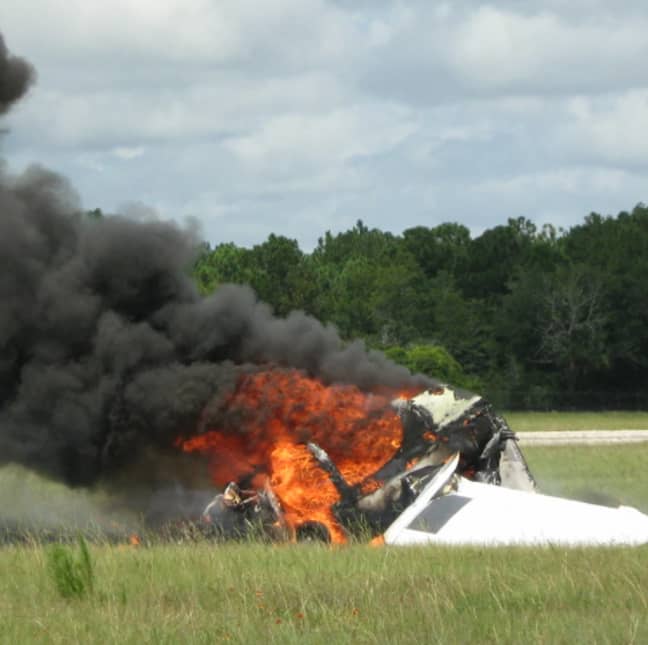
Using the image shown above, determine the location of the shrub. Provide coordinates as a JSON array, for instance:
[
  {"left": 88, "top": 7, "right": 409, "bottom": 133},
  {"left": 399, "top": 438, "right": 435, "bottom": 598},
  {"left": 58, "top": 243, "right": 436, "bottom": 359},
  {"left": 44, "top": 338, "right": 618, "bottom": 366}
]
[
  {"left": 384, "top": 343, "right": 481, "bottom": 390},
  {"left": 46, "top": 535, "right": 94, "bottom": 598}
]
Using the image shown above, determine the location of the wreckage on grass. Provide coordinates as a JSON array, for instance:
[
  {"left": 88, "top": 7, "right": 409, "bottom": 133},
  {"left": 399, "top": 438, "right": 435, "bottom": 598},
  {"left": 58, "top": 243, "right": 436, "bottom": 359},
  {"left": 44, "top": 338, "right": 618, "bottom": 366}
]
[
  {"left": 383, "top": 453, "right": 648, "bottom": 547},
  {"left": 200, "top": 386, "right": 648, "bottom": 546}
]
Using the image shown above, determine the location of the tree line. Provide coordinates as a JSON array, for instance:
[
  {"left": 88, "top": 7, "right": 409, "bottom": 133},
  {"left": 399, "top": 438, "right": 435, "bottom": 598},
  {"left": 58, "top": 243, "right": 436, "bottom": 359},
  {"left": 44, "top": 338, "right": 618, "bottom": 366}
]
[{"left": 189, "top": 204, "right": 648, "bottom": 410}]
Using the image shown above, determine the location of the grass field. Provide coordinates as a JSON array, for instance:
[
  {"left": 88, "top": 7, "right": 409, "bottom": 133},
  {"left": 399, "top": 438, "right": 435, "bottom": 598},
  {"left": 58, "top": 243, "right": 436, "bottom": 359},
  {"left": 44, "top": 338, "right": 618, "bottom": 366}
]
[
  {"left": 1, "top": 416, "right": 648, "bottom": 644},
  {"left": 1, "top": 541, "right": 647, "bottom": 644},
  {"left": 505, "top": 410, "right": 648, "bottom": 432},
  {"left": 524, "top": 443, "right": 648, "bottom": 513}
]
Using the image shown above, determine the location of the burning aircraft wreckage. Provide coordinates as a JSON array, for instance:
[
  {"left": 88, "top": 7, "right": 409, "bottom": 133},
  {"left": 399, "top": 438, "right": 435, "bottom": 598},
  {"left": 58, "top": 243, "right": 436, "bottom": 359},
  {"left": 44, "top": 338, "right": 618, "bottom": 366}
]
[
  {"left": 1, "top": 31, "right": 647, "bottom": 548},
  {"left": 176, "top": 371, "right": 648, "bottom": 547}
]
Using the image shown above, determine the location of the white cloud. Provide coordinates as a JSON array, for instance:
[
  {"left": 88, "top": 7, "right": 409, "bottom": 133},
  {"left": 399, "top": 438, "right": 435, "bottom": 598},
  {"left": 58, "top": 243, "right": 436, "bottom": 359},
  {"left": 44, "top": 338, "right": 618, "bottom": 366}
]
[
  {"left": 473, "top": 167, "right": 629, "bottom": 197},
  {"left": 224, "top": 105, "right": 417, "bottom": 172},
  {"left": 112, "top": 146, "right": 145, "bottom": 160},
  {"left": 1, "top": 0, "right": 357, "bottom": 67},
  {"left": 561, "top": 91, "right": 648, "bottom": 165},
  {"left": 2, "top": 1, "right": 648, "bottom": 249},
  {"left": 7, "top": 70, "right": 349, "bottom": 148},
  {"left": 75, "top": 154, "right": 105, "bottom": 173},
  {"left": 472, "top": 7, "right": 647, "bottom": 91},
  {"left": 359, "top": 5, "right": 648, "bottom": 102}
]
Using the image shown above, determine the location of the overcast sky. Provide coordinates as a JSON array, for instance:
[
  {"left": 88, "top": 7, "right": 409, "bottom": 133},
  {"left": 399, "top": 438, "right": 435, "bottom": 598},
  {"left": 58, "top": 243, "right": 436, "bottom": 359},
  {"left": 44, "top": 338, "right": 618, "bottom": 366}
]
[{"left": 1, "top": 1, "right": 647, "bottom": 249}]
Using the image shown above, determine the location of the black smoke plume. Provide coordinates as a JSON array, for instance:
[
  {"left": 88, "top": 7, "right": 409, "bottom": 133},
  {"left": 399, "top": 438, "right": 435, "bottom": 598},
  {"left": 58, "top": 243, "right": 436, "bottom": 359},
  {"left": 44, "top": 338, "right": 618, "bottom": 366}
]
[
  {"left": 0, "top": 34, "right": 423, "bottom": 494},
  {"left": 0, "top": 34, "right": 35, "bottom": 115}
]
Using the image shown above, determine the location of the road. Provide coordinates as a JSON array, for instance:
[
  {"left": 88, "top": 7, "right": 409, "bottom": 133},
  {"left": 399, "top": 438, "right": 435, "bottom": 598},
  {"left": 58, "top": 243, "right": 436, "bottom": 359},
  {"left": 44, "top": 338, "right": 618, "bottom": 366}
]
[{"left": 516, "top": 430, "right": 648, "bottom": 446}]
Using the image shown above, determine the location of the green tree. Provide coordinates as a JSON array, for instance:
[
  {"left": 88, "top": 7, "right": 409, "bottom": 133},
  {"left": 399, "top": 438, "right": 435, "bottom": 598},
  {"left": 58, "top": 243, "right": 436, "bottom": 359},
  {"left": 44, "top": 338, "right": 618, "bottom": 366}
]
[
  {"left": 193, "top": 242, "right": 253, "bottom": 295},
  {"left": 461, "top": 217, "right": 559, "bottom": 299},
  {"left": 246, "top": 235, "right": 305, "bottom": 316},
  {"left": 564, "top": 205, "right": 648, "bottom": 379},
  {"left": 383, "top": 344, "right": 479, "bottom": 389},
  {"left": 312, "top": 221, "right": 427, "bottom": 343},
  {"left": 536, "top": 266, "right": 608, "bottom": 388},
  {"left": 429, "top": 273, "right": 496, "bottom": 376},
  {"left": 402, "top": 223, "right": 471, "bottom": 279}
]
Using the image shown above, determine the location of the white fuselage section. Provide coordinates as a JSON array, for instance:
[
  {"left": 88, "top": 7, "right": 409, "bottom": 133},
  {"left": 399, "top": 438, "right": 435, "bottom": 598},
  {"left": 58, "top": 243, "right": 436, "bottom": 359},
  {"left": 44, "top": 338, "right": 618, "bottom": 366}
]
[{"left": 385, "top": 455, "right": 648, "bottom": 547}]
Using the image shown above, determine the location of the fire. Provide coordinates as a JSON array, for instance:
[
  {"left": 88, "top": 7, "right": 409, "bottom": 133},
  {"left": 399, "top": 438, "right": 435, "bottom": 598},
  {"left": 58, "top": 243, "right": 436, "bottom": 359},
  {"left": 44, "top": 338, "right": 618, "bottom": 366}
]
[
  {"left": 178, "top": 370, "right": 418, "bottom": 542},
  {"left": 269, "top": 441, "right": 346, "bottom": 542}
]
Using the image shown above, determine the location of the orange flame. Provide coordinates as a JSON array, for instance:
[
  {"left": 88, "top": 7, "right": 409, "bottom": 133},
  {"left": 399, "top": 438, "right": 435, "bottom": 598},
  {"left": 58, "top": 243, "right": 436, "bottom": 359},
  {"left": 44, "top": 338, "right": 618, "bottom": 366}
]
[{"left": 178, "top": 370, "right": 418, "bottom": 542}]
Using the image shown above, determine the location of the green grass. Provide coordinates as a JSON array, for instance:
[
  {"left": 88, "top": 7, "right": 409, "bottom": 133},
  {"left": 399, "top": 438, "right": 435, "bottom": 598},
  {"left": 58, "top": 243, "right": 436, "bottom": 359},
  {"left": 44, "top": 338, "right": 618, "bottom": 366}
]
[
  {"left": 1, "top": 542, "right": 647, "bottom": 644},
  {"left": 2, "top": 422, "right": 648, "bottom": 643},
  {"left": 46, "top": 536, "right": 95, "bottom": 599},
  {"left": 523, "top": 443, "right": 648, "bottom": 512},
  {"left": 504, "top": 410, "right": 648, "bottom": 432}
]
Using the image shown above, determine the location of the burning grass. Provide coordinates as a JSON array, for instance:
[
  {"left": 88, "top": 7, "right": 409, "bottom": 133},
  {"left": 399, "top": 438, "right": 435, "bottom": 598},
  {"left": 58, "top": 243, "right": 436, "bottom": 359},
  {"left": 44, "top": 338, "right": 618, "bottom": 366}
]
[{"left": 0, "top": 542, "right": 647, "bottom": 644}]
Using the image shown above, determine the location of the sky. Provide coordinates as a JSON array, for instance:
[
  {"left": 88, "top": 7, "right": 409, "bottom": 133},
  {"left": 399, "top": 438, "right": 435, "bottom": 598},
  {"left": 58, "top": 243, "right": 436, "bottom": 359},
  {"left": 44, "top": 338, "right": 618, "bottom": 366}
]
[{"left": 1, "top": 1, "right": 647, "bottom": 250}]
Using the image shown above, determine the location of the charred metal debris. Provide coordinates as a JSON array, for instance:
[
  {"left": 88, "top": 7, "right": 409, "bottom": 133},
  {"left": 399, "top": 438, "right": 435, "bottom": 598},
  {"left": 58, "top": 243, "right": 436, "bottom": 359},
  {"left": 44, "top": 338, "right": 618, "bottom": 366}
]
[{"left": 200, "top": 386, "right": 536, "bottom": 542}]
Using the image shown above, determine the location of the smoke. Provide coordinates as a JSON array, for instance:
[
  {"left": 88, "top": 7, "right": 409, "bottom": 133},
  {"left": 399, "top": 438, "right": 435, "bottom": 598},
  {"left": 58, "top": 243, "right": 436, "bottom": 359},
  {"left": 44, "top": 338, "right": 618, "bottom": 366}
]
[
  {"left": 0, "top": 34, "right": 35, "bottom": 115},
  {"left": 0, "top": 33, "right": 423, "bottom": 497}
]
